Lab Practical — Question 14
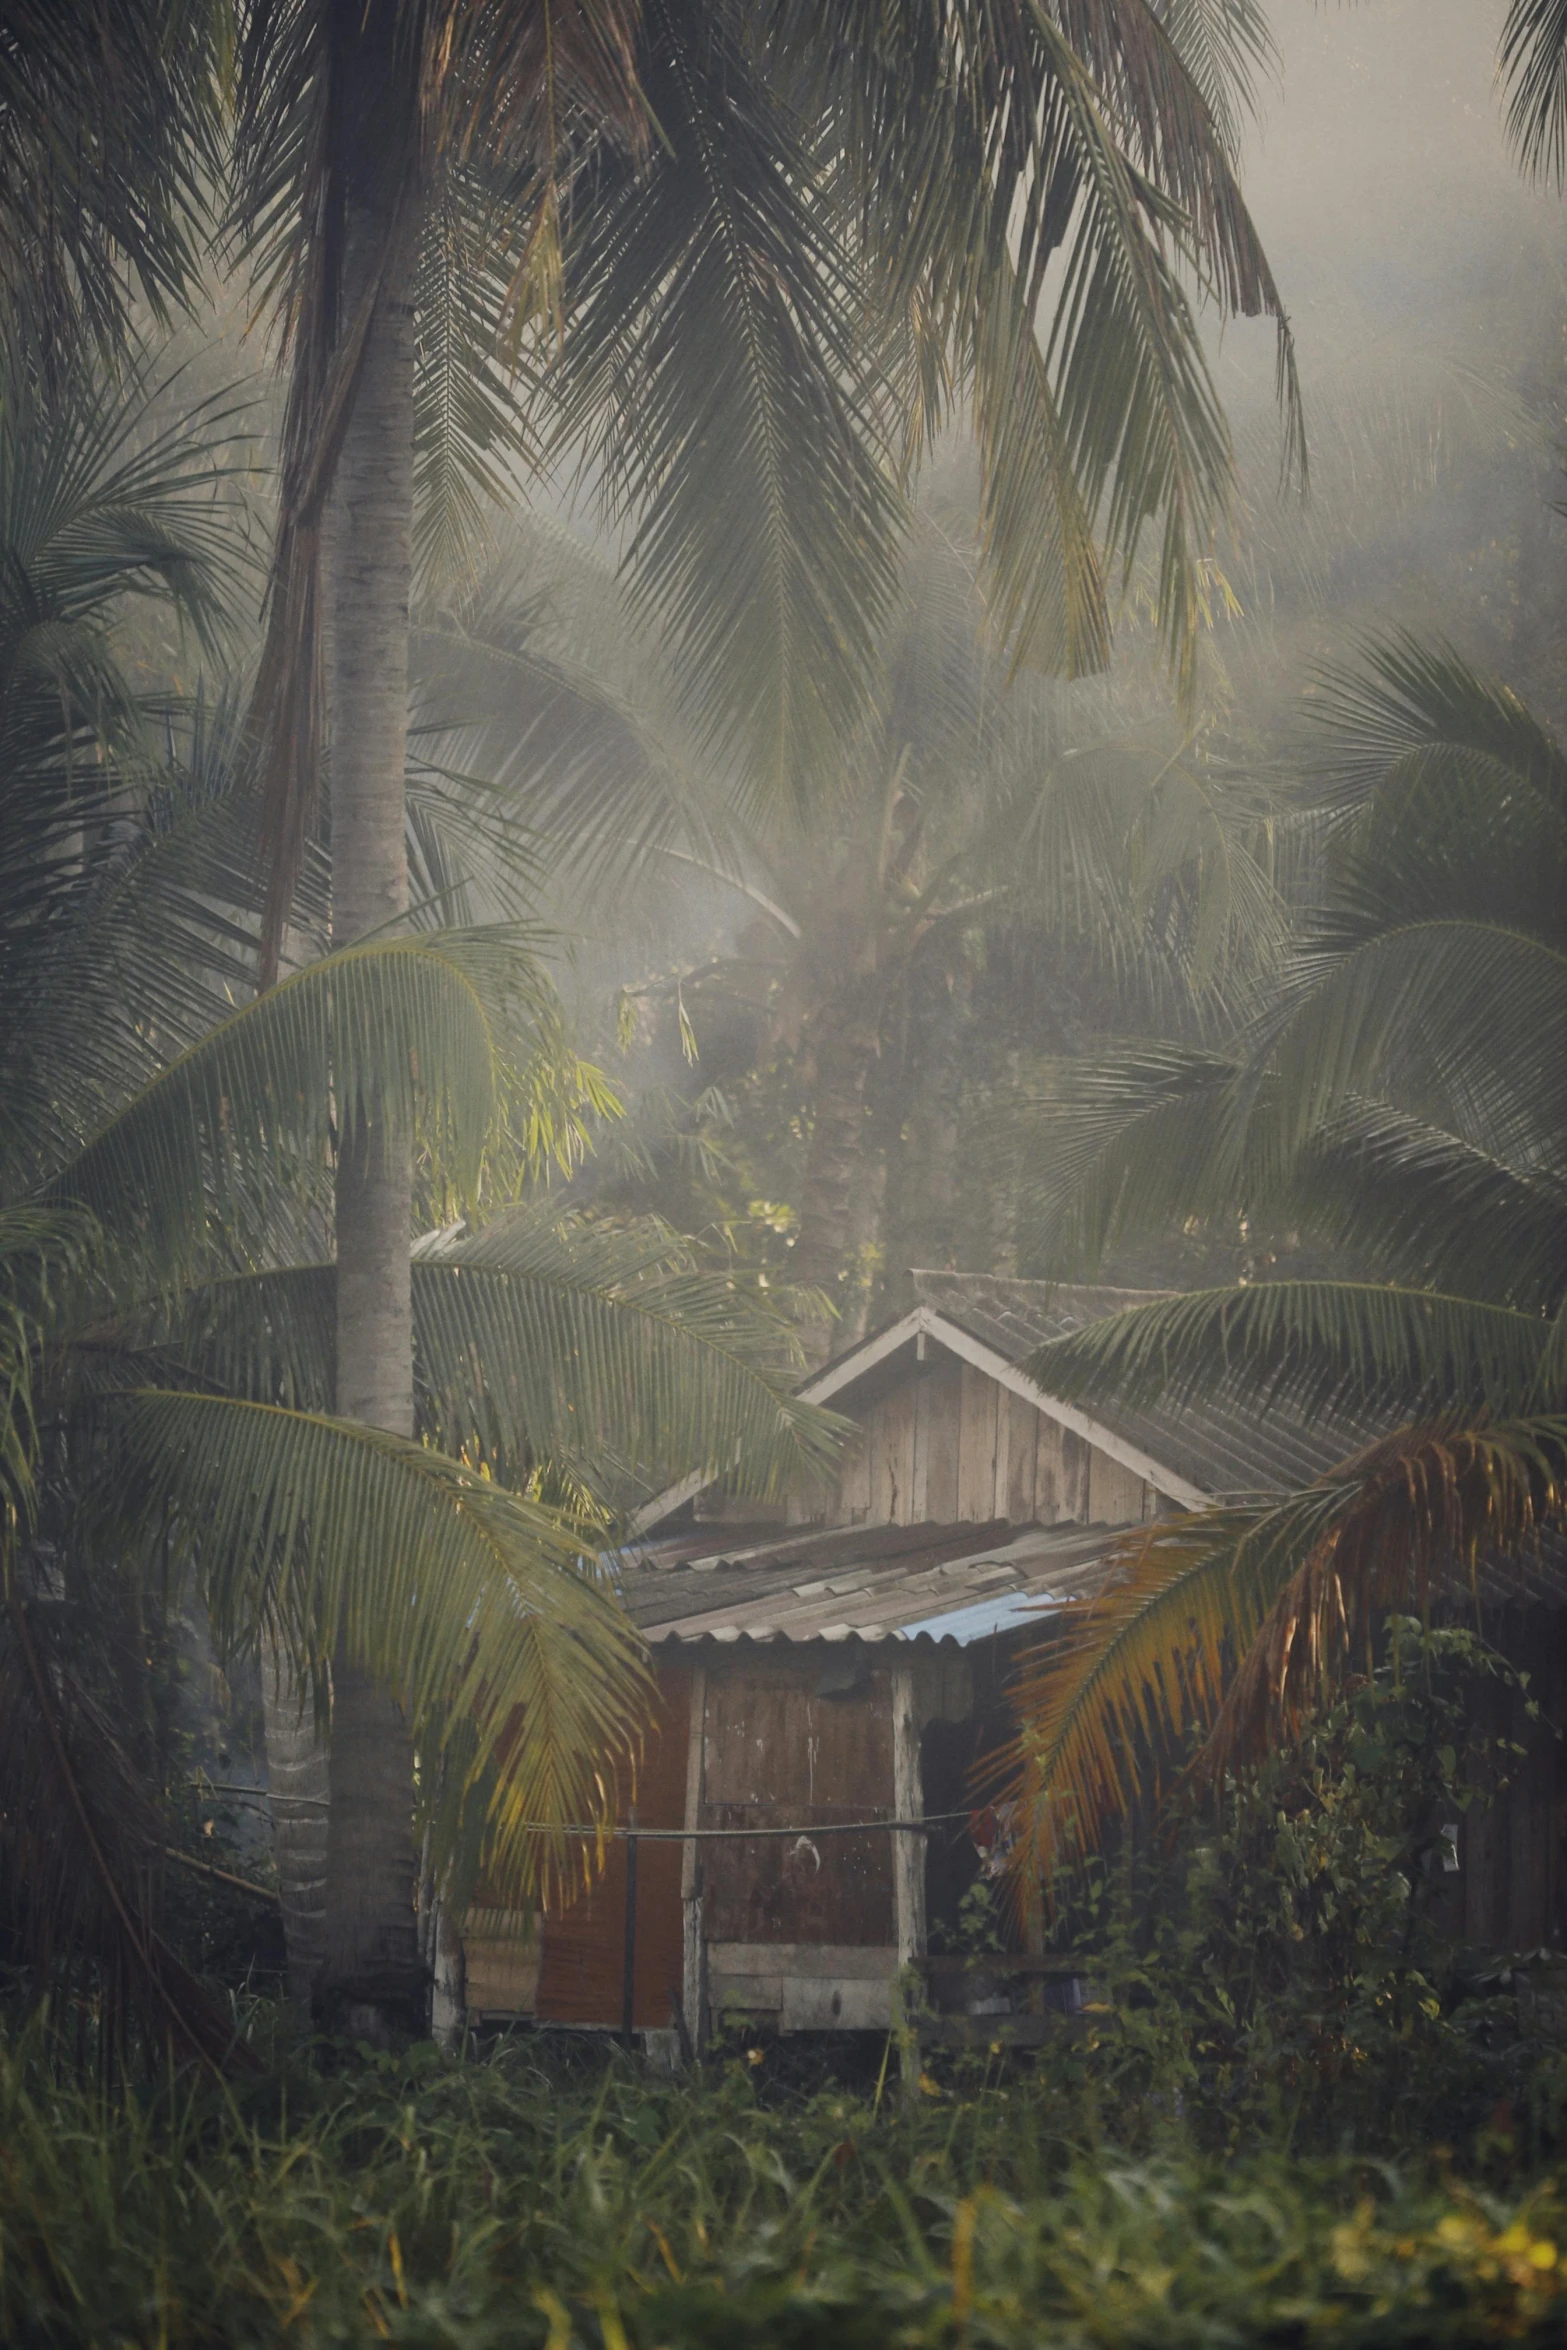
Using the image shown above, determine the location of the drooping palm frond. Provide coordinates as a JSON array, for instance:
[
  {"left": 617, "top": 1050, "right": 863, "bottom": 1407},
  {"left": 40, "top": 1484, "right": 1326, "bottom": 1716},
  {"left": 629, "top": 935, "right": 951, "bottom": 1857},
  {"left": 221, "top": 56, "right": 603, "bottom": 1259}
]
[
  {"left": 0, "top": 1208, "right": 89, "bottom": 1539},
  {"left": 1194, "top": 1420, "right": 1567, "bottom": 1783},
  {"left": 1501, "top": 0, "right": 1567, "bottom": 186},
  {"left": 1254, "top": 709, "right": 1567, "bottom": 1170},
  {"left": 48, "top": 926, "right": 579, "bottom": 1279},
  {"left": 1302, "top": 632, "right": 1567, "bottom": 819},
  {"left": 1026, "top": 1279, "right": 1557, "bottom": 1427},
  {"left": 1008, "top": 1418, "right": 1567, "bottom": 1879},
  {"left": 1016, "top": 640, "right": 1567, "bottom": 1279},
  {"left": 1257, "top": 1102, "right": 1567, "bottom": 1317},
  {"left": 410, "top": 516, "right": 737, "bottom": 906},
  {"left": 1009, "top": 1491, "right": 1339, "bottom": 1876},
  {"left": 99, "top": 1388, "right": 651, "bottom": 1902},
  {"left": 0, "top": 0, "right": 221, "bottom": 360},
  {"left": 788, "top": 0, "right": 1302, "bottom": 695},
  {"left": 545, "top": 0, "right": 905, "bottom": 824},
  {"left": 412, "top": 1212, "right": 839, "bottom": 1494},
  {"left": 1011, "top": 1043, "right": 1243, "bottom": 1273},
  {"left": 0, "top": 350, "right": 251, "bottom": 819},
  {"left": 1150, "top": 0, "right": 1277, "bottom": 159},
  {"left": 162, "top": 1206, "right": 843, "bottom": 1501},
  {"left": 410, "top": 165, "right": 545, "bottom": 591},
  {"left": 0, "top": 358, "right": 264, "bottom": 1194}
]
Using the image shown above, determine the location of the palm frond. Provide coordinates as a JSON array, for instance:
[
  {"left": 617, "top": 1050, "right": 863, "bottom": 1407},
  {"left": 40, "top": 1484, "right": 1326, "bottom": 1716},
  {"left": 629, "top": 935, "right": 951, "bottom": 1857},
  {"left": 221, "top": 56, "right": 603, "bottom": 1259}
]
[
  {"left": 1146, "top": 0, "right": 1277, "bottom": 159},
  {"left": 1008, "top": 1417, "right": 1567, "bottom": 1877},
  {"left": 1304, "top": 633, "right": 1567, "bottom": 818},
  {"left": 0, "top": 1207, "right": 92, "bottom": 1536},
  {"left": 0, "top": 0, "right": 221, "bottom": 360},
  {"left": 48, "top": 927, "right": 571, "bottom": 1279},
  {"left": 1026, "top": 1279, "right": 1556, "bottom": 1425},
  {"left": 411, "top": 166, "right": 544, "bottom": 591},
  {"left": 1501, "top": 0, "right": 1567, "bottom": 184},
  {"left": 547, "top": 0, "right": 905, "bottom": 821},
  {"left": 1262, "top": 914, "right": 1567, "bottom": 1174},
  {"left": 411, "top": 1209, "right": 843, "bottom": 1497},
  {"left": 1195, "top": 1419, "right": 1567, "bottom": 1783},
  {"left": 155, "top": 1208, "right": 845, "bottom": 1502},
  {"left": 1, "top": 705, "right": 283, "bottom": 1196},
  {"left": 1276, "top": 1102, "right": 1567, "bottom": 1315},
  {"left": 790, "top": 0, "right": 1302, "bottom": 692},
  {"left": 411, "top": 518, "right": 737, "bottom": 905},
  {"left": 1008, "top": 1491, "right": 1338, "bottom": 1874},
  {"left": 98, "top": 1388, "right": 652, "bottom": 1903},
  {"left": 1012, "top": 1044, "right": 1242, "bottom": 1274}
]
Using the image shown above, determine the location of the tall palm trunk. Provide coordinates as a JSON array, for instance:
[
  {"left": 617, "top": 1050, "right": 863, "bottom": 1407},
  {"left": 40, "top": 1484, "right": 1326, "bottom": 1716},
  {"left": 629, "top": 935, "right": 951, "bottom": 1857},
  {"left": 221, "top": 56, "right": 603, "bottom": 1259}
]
[{"left": 314, "top": 106, "right": 425, "bottom": 2036}]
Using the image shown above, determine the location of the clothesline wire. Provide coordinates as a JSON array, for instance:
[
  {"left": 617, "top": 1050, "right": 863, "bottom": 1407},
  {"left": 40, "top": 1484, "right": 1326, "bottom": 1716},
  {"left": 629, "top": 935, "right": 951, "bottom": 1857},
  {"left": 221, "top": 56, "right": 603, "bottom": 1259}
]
[{"left": 192, "top": 1783, "right": 997, "bottom": 1841}]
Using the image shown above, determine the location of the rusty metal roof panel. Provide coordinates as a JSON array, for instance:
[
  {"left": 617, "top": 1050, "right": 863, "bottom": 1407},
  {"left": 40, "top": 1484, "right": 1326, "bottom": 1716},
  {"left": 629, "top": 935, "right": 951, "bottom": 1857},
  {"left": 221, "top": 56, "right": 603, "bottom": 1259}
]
[{"left": 612, "top": 1519, "right": 1120, "bottom": 1647}]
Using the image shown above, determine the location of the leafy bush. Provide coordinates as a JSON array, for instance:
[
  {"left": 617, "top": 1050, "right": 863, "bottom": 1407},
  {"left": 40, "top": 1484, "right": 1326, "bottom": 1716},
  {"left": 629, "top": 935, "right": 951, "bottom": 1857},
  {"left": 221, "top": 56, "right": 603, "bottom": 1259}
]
[
  {"left": 5, "top": 2019, "right": 1567, "bottom": 2345},
  {"left": 1044, "top": 1620, "right": 1551, "bottom": 2150}
]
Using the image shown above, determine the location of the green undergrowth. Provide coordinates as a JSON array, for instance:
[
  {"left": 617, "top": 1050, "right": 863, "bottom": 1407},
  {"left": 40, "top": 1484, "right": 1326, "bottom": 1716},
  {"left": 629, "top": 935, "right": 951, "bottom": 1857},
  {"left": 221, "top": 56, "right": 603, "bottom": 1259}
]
[{"left": 6, "top": 2020, "right": 1567, "bottom": 2347}]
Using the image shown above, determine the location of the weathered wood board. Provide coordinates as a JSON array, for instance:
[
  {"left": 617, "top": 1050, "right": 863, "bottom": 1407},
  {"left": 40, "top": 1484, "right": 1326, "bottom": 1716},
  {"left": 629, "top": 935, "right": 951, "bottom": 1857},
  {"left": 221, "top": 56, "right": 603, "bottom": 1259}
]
[
  {"left": 699, "top": 1656, "right": 895, "bottom": 1946},
  {"left": 529, "top": 1665, "right": 691, "bottom": 2029}
]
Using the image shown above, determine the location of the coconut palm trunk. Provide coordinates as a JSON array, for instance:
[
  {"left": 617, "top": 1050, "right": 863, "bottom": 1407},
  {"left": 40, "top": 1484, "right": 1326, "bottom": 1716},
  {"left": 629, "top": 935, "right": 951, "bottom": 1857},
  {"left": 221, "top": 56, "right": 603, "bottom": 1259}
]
[{"left": 315, "top": 126, "right": 425, "bottom": 2037}]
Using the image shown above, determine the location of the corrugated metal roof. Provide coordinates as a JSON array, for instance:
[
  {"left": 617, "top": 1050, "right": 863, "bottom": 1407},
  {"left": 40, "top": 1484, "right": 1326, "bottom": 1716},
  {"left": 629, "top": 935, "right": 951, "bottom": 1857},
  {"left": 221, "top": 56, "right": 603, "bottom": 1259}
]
[
  {"left": 911, "top": 1271, "right": 1373, "bottom": 1502},
  {"left": 613, "top": 1517, "right": 1119, "bottom": 1647}
]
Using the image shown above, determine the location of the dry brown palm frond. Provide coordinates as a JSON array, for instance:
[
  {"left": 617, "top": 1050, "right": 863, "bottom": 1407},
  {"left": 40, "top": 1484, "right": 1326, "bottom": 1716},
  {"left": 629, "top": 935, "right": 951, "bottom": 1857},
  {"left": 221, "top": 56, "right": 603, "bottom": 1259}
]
[
  {"left": 1193, "top": 1420, "right": 1567, "bottom": 1785},
  {"left": 1007, "top": 1416, "right": 1567, "bottom": 1884}
]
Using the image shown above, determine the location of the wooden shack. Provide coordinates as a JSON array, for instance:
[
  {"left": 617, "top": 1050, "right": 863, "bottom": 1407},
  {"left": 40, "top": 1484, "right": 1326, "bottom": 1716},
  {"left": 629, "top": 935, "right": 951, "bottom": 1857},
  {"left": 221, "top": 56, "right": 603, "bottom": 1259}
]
[{"left": 458, "top": 1274, "right": 1567, "bottom": 2042}]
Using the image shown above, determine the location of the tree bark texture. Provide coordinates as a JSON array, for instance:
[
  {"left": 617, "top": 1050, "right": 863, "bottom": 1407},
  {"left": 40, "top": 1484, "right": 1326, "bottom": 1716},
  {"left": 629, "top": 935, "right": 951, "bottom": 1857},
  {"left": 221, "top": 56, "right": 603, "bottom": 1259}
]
[{"left": 317, "top": 131, "right": 424, "bottom": 2035}]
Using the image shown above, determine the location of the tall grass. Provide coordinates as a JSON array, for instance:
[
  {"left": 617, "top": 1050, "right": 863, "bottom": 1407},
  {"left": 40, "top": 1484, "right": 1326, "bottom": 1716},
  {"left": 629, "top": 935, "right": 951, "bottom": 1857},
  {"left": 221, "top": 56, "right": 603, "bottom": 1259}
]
[{"left": 3, "top": 2015, "right": 1567, "bottom": 2345}]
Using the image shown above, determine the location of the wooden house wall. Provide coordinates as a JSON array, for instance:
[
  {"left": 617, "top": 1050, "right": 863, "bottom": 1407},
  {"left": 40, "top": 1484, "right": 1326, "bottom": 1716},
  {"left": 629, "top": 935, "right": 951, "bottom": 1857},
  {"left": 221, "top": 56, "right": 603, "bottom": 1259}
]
[
  {"left": 697, "top": 1651, "right": 895, "bottom": 1947},
  {"left": 1450, "top": 1612, "right": 1567, "bottom": 1953},
  {"left": 795, "top": 1349, "right": 1164, "bottom": 1531},
  {"left": 460, "top": 1654, "right": 911, "bottom": 2026},
  {"left": 523, "top": 1666, "right": 691, "bottom": 2030}
]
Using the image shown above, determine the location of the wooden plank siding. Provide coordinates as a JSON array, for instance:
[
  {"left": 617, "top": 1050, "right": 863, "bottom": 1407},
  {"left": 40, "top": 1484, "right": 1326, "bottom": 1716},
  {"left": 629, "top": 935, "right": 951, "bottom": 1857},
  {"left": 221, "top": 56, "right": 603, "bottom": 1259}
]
[
  {"left": 821, "top": 1347, "right": 1154, "bottom": 1532},
  {"left": 1088, "top": 1449, "right": 1148, "bottom": 1527},
  {"left": 700, "top": 1655, "right": 895, "bottom": 1947},
  {"left": 957, "top": 1363, "right": 1000, "bottom": 1520},
  {"left": 1453, "top": 1611, "right": 1567, "bottom": 1951}
]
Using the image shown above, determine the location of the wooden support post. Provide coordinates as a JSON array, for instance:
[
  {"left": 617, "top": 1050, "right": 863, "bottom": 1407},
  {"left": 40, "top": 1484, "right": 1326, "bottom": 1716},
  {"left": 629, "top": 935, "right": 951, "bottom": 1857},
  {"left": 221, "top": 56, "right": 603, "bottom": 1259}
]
[
  {"left": 892, "top": 1657, "right": 927, "bottom": 2105},
  {"left": 681, "top": 1667, "right": 707, "bottom": 2055},
  {"left": 891, "top": 1658, "right": 926, "bottom": 1965},
  {"left": 621, "top": 1807, "right": 638, "bottom": 2051}
]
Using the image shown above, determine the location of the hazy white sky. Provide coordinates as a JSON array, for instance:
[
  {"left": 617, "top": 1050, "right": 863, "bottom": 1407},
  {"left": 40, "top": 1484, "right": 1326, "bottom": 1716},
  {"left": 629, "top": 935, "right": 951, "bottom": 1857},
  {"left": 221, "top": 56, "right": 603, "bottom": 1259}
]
[
  {"left": 1237, "top": 0, "right": 1559, "bottom": 337},
  {"left": 1205, "top": 0, "right": 1562, "bottom": 431}
]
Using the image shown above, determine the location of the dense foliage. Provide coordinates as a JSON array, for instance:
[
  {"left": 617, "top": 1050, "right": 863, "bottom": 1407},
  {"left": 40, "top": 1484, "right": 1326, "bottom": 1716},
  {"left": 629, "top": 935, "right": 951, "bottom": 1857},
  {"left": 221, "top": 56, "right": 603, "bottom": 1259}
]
[
  {"left": 8, "top": 2011, "right": 1567, "bottom": 2347},
  {"left": 1043, "top": 1622, "right": 1559, "bottom": 2154}
]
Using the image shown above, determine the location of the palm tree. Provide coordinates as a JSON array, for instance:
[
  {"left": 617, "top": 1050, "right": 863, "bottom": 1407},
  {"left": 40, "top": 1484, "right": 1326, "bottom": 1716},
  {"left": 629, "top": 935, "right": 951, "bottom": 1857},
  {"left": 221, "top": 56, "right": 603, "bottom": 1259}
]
[
  {"left": 0, "top": 345, "right": 839, "bottom": 2055},
  {"left": 1000, "top": 636, "right": 1567, "bottom": 1878},
  {"left": 229, "top": 0, "right": 1299, "bottom": 2029}
]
